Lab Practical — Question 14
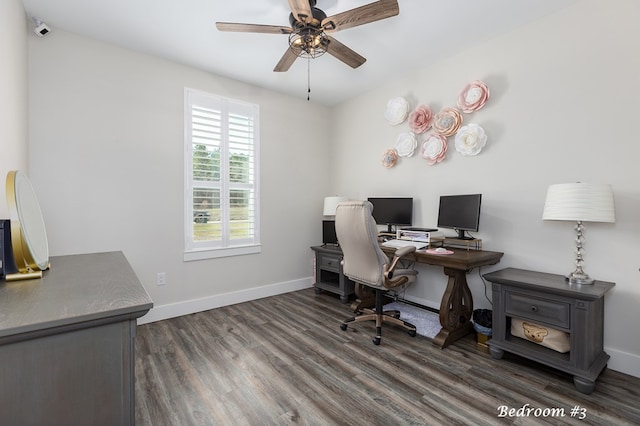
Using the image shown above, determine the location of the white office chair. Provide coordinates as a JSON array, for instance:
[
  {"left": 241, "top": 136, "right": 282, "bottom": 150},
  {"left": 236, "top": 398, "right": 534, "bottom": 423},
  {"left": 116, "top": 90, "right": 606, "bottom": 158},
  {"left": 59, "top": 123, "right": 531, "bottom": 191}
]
[{"left": 335, "top": 200, "right": 418, "bottom": 345}]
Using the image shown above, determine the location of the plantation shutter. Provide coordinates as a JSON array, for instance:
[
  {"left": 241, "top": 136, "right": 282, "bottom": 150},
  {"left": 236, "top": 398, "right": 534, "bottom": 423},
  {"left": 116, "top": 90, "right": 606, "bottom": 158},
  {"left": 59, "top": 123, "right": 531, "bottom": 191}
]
[
  {"left": 185, "top": 89, "right": 260, "bottom": 254},
  {"left": 227, "top": 105, "right": 256, "bottom": 242}
]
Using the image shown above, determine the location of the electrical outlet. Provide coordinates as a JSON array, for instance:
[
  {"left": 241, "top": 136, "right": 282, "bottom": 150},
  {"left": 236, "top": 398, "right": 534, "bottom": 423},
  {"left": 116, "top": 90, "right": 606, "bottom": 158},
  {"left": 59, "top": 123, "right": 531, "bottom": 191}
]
[{"left": 156, "top": 272, "right": 166, "bottom": 286}]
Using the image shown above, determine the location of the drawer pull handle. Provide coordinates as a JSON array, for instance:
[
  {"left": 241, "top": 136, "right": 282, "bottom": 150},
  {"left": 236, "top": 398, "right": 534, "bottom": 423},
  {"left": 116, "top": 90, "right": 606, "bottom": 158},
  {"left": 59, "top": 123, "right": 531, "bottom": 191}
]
[{"left": 530, "top": 305, "right": 538, "bottom": 312}]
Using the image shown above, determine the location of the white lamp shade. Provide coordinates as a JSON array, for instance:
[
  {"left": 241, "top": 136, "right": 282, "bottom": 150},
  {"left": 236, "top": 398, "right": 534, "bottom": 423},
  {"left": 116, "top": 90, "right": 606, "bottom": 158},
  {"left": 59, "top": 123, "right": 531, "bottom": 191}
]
[
  {"left": 323, "top": 196, "right": 347, "bottom": 216},
  {"left": 542, "top": 183, "right": 615, "bottom": 223}
]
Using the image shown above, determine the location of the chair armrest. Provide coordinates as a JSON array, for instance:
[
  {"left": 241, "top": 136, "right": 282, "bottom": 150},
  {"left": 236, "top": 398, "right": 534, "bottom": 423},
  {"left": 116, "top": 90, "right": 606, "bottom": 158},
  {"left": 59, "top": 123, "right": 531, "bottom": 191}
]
[
  {"left": 387, "top": 245, "right": 416, "bottom": 274},
  {"left": 394, "top": 245, "right": 416, "bottom": 258},
  {"left": 384, "top": 268, "right": 418, "bottom": 288}
]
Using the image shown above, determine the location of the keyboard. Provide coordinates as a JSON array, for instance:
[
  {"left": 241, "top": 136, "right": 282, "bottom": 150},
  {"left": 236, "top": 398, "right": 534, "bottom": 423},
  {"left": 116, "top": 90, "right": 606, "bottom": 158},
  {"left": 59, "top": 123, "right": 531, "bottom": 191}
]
[{"left": 381, "top": 239, "right": 428, "bottom": 250}]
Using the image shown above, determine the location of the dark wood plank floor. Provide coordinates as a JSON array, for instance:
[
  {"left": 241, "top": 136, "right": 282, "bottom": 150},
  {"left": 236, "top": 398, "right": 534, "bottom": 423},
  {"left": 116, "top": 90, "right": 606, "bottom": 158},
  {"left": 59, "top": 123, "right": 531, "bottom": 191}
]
[{"left": 135, "top": 288, "right": 640, "bottom": 425}]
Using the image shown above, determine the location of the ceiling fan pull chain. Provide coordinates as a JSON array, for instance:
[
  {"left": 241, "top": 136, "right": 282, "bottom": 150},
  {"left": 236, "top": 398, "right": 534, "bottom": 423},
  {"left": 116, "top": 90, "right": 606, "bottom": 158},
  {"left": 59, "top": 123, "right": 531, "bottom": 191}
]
[{"left": 307, "top": 58, "right": 311, "bottom": 101}]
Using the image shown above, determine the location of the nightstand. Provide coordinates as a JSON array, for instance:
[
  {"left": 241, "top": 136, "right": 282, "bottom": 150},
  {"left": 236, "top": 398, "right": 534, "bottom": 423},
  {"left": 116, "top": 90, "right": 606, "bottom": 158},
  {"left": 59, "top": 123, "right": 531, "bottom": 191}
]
[
  {"left": 311, "top": 245, "right": 355, "bottom": 303},
  {"left": 483, "top": 268, "right": 614, "bottom": 394}
]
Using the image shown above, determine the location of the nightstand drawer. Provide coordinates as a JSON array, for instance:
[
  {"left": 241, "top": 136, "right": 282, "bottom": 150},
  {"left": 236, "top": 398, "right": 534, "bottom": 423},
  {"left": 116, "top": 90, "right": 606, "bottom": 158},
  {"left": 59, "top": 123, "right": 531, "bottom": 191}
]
[
  {"left": 505, "top": 291, "right": 570, "bottom": 329},
  {"left": 318, "top": 253, "right": 341, "bottom": 272}
]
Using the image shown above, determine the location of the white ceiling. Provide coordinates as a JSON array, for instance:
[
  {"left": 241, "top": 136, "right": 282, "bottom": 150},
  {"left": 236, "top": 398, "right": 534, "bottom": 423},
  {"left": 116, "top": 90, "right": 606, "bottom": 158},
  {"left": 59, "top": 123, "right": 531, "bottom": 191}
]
[{"left": 21, "top": 0, "right": 577, "bottom": 106}]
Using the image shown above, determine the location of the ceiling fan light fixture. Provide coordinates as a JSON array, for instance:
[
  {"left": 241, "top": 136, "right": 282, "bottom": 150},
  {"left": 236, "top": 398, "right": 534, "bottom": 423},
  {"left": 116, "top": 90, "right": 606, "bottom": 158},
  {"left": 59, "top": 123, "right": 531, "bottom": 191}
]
[
  {"left": 288, "top": 28, "right": 329, "bottom": 59},
  {"left": 216, "top": 0, "right": 399, "bottom": 72}
]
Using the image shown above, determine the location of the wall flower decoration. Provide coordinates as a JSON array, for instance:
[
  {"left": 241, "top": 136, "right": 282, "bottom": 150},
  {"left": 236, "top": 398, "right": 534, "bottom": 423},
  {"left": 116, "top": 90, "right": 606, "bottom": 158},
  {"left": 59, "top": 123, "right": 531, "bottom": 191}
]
[
  {"left": 384, "top": 97, "right": 410, "bottom": 126},
  {"left": 408, "top": 104, "right": 433, "bottom": 134},
  {"left": 454, "top": 123, "right": 487, "bottom": 156},
  {"left": 381, "top": 149, "right": 398, "bottom": 168},
  {"left": 433, "top": 107, "right": 463, "bottom": 137},
  {"left": 395, "top": 132, "right": 417, "bottom": 157},
  {"left": 420, "top": 134, "right": 448, "bottom": 165},
  {"left": 457, "top": 80, "right": 490, "bottom": 113}
]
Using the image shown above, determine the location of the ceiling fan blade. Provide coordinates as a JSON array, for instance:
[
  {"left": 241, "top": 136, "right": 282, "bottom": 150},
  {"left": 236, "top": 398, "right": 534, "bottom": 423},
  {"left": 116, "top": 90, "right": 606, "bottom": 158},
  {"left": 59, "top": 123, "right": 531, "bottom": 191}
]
[
  {"left": 326, "top": 36, "right": 366, "bottom": 69},
  {"left": 322, "top": 0, "right": 399, "bottom": 32},
  {"left": 288, "top": 0, "right": 314, "bottom": 24},
  {"left": 274, "top": 48, "right": 299, "bottom": 72},
  {"left": 216, "top": 22, "right": 292, "bottom": 34}
]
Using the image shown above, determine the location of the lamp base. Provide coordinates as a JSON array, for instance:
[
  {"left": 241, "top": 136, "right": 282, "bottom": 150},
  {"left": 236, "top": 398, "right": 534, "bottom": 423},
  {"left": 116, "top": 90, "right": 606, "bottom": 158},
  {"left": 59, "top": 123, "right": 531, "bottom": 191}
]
[{"left": 565, "top": 271, "right": 595, "bottom": 285}]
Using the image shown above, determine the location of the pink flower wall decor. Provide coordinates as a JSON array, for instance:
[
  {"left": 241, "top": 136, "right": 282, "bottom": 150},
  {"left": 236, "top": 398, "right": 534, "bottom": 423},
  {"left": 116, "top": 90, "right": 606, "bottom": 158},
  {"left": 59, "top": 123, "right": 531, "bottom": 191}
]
[
  {"left": 433, "top": 107, "right": 463, "bottom": 137},
  {"left": 381, "top": 149, "right": 398, "bottom": 168},
  {"left": 420, "top": 134, "right": 448, "bottom": 165},
  {"left": 408, "top": 104, "right": 433, "bottom": 134},
  {"left": 457, "top": 80, "right": 490, "bottom": 113}
]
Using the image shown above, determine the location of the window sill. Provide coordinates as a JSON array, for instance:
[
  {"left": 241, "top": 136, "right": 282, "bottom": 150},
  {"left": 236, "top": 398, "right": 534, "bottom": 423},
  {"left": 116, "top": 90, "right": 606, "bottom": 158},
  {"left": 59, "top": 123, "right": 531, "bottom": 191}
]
[{"left": 184, "top": 244, "right": 261, "bottom": 261}]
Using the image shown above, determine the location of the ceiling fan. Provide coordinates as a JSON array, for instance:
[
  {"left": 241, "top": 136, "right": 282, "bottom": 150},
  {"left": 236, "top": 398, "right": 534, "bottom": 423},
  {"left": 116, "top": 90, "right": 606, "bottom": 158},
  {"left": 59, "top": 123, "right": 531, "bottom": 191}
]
[{"left": 215, "top": 0, "right": 400, "bottom": 72}]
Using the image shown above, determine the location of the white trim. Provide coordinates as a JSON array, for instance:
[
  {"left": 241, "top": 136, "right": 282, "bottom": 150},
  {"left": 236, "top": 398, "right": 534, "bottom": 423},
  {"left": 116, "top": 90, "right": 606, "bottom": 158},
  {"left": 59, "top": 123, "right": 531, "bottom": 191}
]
[
  {"left": 400, "top": 294, "right": 441, "bottom": 311},
  {"left": 183, "top": 244, "right": 261, "bottom": 261},
  {"left": 137, "top": 276, "right": 313, "bottom": 324},
  {"left": 605, "top": 347, "right": 640, "bottom": 379}
]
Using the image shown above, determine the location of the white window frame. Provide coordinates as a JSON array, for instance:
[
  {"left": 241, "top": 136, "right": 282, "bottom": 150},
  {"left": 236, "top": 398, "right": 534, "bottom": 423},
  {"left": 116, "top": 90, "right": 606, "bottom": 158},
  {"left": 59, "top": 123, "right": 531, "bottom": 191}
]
[{"left": 184, "top": 88, "right": 260, "bottom": 261}]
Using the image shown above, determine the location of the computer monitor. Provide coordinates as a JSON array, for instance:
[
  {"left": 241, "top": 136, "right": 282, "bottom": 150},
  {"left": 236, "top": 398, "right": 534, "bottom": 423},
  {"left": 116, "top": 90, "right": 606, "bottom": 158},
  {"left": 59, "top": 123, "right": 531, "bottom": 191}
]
[
  {"left": 437, "top": 194, "right": 482, "bottom": 240},
  {"left": 367, "top": 197, "right": 413, "bottom": 233},
  {"left": 322, "top": 220, "right": 338, "bottom": 246}
]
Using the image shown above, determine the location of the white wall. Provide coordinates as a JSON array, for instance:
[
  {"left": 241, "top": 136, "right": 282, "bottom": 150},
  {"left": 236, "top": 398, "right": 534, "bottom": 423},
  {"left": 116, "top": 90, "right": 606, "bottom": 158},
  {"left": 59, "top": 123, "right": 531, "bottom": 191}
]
[
  {"left": 330, "top": 0, "right": 640, "bottom": 377},
  {"left": 28, "top": 30, "right": 331, "bottom": 319},
  {"left": 25, "top": 0, "right": 639, "bottom": 378},
  {"left": 0, "top": 0, "right": 29, "bottom": 218}
]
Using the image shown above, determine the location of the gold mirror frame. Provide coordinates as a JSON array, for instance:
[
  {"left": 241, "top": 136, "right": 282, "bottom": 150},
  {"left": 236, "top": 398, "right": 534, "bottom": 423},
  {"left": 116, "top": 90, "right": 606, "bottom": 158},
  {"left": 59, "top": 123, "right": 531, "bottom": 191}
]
[{"left": 5, "top": 171, "right": 49, "bottom": 280}]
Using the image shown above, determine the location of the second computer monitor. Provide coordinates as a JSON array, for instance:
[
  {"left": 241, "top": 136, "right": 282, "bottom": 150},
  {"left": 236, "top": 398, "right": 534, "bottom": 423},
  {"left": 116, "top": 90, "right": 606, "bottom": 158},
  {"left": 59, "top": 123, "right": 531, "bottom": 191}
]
[{"left": 437, "top": 194, "right": 482, "bottom": 240}]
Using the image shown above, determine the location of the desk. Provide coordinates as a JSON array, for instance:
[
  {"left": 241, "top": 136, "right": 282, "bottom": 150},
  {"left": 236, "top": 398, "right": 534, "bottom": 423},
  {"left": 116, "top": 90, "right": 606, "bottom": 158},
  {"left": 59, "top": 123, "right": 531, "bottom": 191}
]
[{"left": 380, "top": 245, "right": 503, "bottom": 348}]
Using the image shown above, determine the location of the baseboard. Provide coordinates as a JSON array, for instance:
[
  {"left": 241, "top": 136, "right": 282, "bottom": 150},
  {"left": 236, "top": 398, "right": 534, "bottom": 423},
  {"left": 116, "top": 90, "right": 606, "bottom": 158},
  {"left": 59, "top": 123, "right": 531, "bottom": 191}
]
[
  {"left": 399, "top": 294, "right": 441, "bottom": 311},
  {"left": 605, "top": 347, "right": 640, "bottom": 378},
  {"left": 137, "top": 277, "right": 313, "bottom": 325}
]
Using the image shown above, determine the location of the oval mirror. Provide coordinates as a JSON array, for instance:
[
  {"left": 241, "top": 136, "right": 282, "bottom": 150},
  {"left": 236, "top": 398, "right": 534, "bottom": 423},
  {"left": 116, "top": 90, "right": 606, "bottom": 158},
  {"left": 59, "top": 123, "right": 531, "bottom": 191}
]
[{"left": 6, "top": 170, "right": 49, "bottom": 272}]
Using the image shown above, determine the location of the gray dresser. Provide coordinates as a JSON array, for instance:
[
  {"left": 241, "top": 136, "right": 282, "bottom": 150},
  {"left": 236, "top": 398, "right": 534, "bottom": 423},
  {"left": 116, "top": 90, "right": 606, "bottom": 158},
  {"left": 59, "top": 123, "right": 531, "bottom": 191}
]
[
  {"left": 0, "top": 251, "right": 153, "bottom": 425},
  {"left": 483, "top": 268, "right": 614, "bottom": 394}
]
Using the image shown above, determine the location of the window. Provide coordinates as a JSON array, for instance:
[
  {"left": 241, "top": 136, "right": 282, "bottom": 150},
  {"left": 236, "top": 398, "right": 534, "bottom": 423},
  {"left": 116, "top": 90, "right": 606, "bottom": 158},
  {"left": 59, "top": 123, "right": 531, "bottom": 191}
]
[{"left": 184, "top": 88, "right": 260, "bottom": 260}]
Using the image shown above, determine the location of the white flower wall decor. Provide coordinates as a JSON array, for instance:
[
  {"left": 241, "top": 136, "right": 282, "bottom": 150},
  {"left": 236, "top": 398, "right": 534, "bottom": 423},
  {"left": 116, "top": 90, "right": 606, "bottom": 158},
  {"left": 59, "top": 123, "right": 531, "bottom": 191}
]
[
  {"left": 454, "top": 123, "right": 487, "bottom": 156},
  {"left": 384, "top": 97, "right": 410, "bottom": 126},
  {"left": 420, "top": 134, "right": 448, "bottom": 165},
  {"left": 380, "top": 80, "right": 492, "bottom": 168},
  {"left": 395, "top": 132, "right": 418, "bottom": 157}
]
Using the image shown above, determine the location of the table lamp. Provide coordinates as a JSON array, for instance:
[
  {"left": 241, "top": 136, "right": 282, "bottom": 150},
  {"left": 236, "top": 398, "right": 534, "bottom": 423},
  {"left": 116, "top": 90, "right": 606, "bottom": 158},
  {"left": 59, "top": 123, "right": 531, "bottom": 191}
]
[
  {"left": 323, "top": 196, "right": 347, "bottom": 217},
  {"left": 542, "top": 183, "right": 615, "bottom": 284}
]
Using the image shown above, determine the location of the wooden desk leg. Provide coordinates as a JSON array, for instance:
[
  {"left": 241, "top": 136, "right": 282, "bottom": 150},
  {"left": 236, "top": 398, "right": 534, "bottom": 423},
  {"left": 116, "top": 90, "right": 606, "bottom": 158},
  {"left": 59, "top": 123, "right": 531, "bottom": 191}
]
[{"left": 432, "top": 267, "right": 474, "bottom": 349}]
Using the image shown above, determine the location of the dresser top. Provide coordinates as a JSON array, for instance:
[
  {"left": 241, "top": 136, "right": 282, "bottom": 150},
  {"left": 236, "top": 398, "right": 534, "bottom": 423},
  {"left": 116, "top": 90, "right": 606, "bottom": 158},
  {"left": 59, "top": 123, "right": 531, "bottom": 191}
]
[
  {"left": 483, "top": 267, "right": 615, "bottom": 299},
  {"left": 0, "top": 251, "right": 153, "bottom": 338}
]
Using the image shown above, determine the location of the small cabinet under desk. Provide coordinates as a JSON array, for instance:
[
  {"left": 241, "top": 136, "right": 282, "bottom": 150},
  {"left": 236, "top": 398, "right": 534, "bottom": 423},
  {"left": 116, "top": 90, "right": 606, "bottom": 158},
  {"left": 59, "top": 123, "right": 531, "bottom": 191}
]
[
  {"left": 311, "top": 245, "right": 355, "bottom": 303},
  {"left": 483, "top": 268, "right": 614, "bottom": 394}
]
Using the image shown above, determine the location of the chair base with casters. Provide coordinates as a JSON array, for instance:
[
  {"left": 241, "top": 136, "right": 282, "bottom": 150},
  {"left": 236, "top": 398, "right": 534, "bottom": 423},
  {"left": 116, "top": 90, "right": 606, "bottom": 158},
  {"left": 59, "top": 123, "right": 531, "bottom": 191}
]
[{"left": 340, "top": 285, "right": 417, "bottom": 345}]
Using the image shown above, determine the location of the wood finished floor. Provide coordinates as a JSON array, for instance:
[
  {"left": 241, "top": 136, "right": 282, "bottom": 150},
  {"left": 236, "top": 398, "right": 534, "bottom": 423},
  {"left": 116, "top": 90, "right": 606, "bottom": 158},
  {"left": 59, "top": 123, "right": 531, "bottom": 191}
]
[{"left": 135, "top": 288, "right": 640, "bottom": 425}]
